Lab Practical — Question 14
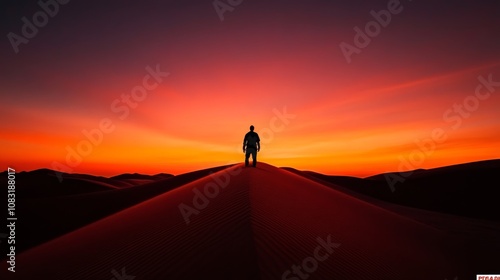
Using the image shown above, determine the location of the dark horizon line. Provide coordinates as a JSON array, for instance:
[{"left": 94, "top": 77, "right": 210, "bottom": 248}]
[{"left": 4, "top": 158, "right": 500, "bottom": 179}]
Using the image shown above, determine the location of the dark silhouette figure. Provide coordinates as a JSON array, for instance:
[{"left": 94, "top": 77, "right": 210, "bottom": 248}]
[{"left": 243, "top": 125, "right": 260, "bottom": 167}]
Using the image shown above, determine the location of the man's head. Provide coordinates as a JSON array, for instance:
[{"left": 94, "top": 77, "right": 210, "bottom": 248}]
[{"left": 250, "top": 125, "right": 254, "bottom": 131}]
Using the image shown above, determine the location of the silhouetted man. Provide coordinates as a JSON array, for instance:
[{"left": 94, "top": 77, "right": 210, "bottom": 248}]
[{"left": 243, "top": 125, "right": 260, "bottom": 167}]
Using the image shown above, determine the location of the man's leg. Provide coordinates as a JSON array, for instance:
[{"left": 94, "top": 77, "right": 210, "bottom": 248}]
[
  {"left": 252, "top": 149, "right": 257, "bottom": 167},
  {"left": 245, "top": 150, "right": 250, "bottom": 167}
]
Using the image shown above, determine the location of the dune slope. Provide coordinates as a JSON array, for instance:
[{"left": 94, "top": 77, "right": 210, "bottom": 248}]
[{"left": 3, "top": 163, "right": 481, "bottom": 279}]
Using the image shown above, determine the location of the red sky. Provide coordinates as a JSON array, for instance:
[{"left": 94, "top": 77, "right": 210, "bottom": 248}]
[{"left": 1, "top": 0, "right": 499, "bottom": 177}]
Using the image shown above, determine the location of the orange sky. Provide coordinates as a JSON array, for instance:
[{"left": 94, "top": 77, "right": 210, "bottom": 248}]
[{"left": 1, "top": 0, "right": 499, "bottom": 177}]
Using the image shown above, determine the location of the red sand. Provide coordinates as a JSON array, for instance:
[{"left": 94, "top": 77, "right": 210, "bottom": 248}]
[{"left": 2, "top": 163, "right": 495, "bottom": 279}]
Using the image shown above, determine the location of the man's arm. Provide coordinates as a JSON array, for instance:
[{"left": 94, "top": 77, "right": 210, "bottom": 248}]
[
  {"left": 242, "top": 134, "right": 247, "bottom": 152},
  {"left": 256, "top": 134, "right": 260, "bottom": 152}
]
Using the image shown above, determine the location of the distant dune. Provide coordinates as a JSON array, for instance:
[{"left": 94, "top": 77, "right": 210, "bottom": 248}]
[
  {"left": 2, "top": 161, "right": 499, "bottom": 279},
  {"left": 286, "top": 159, "right": 500, "bottom": 221},
  {"left": 7, "top": 165, "right": 231, "bottom": 253}
]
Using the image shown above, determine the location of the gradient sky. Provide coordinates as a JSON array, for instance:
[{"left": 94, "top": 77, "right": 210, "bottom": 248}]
[{"left": 1, "top": 0, "right": 499, "bottom": 177}]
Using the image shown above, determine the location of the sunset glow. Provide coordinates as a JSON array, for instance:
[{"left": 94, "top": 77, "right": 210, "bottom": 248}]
[{"left": 1, "top": 0, "right": 499, "bottom": 177}]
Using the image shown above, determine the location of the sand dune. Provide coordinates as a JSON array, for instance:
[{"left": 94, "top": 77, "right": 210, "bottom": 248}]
[
  {"left": 11, "top": 165, "right": 233, "bottom": 253},
  {"left": 2, "top": 169, "right": 114, "bottom": 199},
  {"left": 110, "top": 172, "right": 173, "bottom": 186},
  {"left": 291, "top": 159, "right": 500, "bottom": 221},
  {"left": 3, "top": 169, "right": 173, "bottom": 200},
  {"left": 3, "top": 163, "right": 495, "bottom": 279}
]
